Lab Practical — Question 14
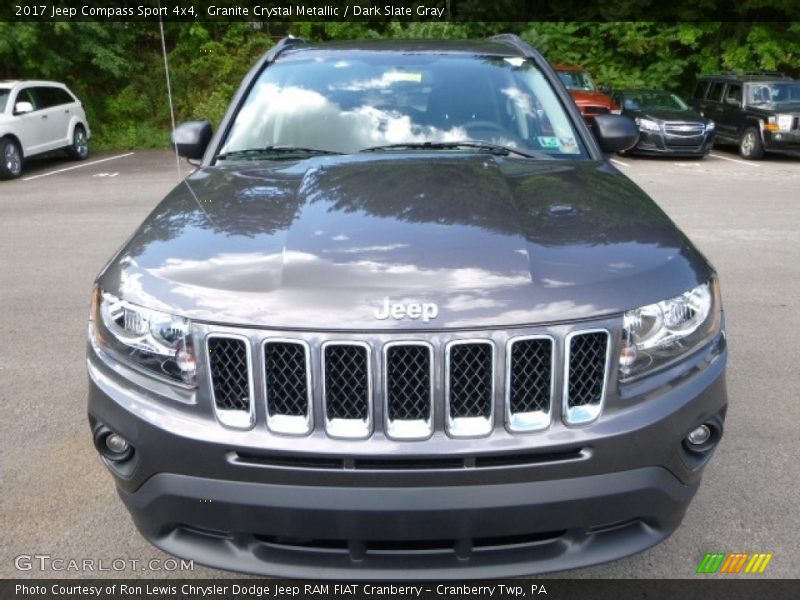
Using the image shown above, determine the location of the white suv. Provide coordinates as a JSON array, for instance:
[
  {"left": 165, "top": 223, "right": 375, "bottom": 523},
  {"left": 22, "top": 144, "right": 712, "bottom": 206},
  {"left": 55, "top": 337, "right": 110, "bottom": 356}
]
[{"left": 0, "top": 80, "right": 91, "bottom": 179}]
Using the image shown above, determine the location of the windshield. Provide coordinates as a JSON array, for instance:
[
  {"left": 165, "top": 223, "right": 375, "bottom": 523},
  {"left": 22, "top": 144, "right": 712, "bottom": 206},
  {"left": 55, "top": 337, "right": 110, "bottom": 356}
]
[
  {"left": 220, "top": 52, "right": 586, "bottom": 159},
  {"left": 556, "top": 69, "right": 596, "bottom": 92},
  {"left": 622, "top": 91, "right": 689, "bottom": 111},
  {"left": 0, "top": 89, "right": 10, "bottom": 113},
  {"left": 746, "top": 82, "right": 800, "bottom": 105}
]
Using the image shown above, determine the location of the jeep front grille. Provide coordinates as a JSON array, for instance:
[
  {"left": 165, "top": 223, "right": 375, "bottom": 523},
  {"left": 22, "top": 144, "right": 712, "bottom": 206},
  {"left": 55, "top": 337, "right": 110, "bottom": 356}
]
[
  {"left": 446, "top": 341, "right": 494, "bottom": 437},
  {"left": 207, "top": 335, "right": 254, "bottom": 429},
  {"left": 506, "top": 336, "right": 554, "bottom": 432},
  {"left": 264, "top": 340, "right": 312, "bottom": 434},
  {"left": 563, "top": 330, "right": 610, "bottom": 424},
  {"left": 322, "top": 342, "right": 372, "bottom": 438},
  {"left": 384, "top": 342, "right": 433, "bottom": 439},
  {"left": 204, "top": 327, "right": 610, "bottom": 436}
]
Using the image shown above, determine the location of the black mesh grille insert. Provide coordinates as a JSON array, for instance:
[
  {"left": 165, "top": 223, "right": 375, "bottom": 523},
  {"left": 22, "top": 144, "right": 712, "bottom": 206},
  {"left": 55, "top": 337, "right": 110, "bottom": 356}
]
[
  {"left": 567, "top": 332, "right": 608, "bottom": 408},
  {"left": 208, "top": 337, "right": 250, "bottom": 411},
  {"left": 386, "top": 345, "right": 431, "bottom": 421},
  {"left": 324, "top": 344, "right": 369, "bottom": 420},
  {"left": 264, "top": 342, "right": 309, "bottom": 417},
  {"left": 448, "top": 343, "right": 493, "bottom": 419},
  {"left": 509, "top": 338, "right": 552, "bottom": 414}
]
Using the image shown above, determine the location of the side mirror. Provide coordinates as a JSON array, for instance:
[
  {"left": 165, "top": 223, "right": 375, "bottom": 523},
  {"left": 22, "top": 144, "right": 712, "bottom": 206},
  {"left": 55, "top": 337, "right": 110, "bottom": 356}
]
[
  {"left": 14, "top": 101, "right": 34, "bottom": 115},
  {"left": 171, "top": 120, "right": 213, "bottom": 160},
  {"left": 601, "top": 85, "right": 613, "bottom": 95},
  {"left": 591, "top": 114, "right": 639, "bottom": 153}
]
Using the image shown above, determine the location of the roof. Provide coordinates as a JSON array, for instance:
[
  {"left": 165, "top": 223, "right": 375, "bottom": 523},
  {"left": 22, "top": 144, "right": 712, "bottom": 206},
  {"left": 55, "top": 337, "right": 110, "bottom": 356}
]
[
  {"left": 0, "top": 80, "right": 68, "bottom": 88},
  {"left": 699, "top": 72, "right": 794, "bottom": 83},
  {"left": 277, "top": 38, "right": 522, "bottom": 59}
]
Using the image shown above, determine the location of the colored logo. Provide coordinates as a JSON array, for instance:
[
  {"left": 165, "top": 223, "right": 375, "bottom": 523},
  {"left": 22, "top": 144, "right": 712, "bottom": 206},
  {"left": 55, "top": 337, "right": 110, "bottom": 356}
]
[{"left": 696, "top": 552, "right": 773, "bottom": 574}]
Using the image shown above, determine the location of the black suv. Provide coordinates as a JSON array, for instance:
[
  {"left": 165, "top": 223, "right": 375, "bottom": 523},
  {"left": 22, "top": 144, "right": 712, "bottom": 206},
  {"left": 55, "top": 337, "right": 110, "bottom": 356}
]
[{"left": 689, "top": 72, "right": 800, "bottom": 159}]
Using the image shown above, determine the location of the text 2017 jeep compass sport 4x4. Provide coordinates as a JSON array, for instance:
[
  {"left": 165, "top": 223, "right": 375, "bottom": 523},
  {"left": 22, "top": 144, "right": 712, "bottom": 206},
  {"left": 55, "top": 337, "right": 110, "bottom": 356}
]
[{"left": 87, "top": 36, "right": 728, "bottom": 578}]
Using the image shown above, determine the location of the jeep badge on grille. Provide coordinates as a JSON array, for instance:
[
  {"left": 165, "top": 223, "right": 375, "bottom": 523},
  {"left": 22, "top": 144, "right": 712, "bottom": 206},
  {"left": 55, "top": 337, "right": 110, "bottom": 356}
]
[{"left": 374, "top": 298, "right": 438, "bottom": 322}]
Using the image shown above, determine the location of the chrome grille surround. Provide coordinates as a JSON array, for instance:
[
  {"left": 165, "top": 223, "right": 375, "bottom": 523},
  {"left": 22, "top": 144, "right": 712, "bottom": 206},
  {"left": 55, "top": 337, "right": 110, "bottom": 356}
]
[
  {"left": 263, "top": 338, "right": 313, "bottom": 435},
  {"left": 321, "top": 341, "right": 373, "bottom": 439},
  {"left": 562, "top": 329, "right": 611, "bottom": 426},
  {"left": 444, "top": 339, "right": 495, "bottom": 438},
  {"left": 206, "top": 333, "right": 255, "bottom": 430},
  {"left": 383, "top": 341, "right": 434, "bottom": 440},
  {"left": 505, "top": 335, "right": 555, "bottom": 433}
]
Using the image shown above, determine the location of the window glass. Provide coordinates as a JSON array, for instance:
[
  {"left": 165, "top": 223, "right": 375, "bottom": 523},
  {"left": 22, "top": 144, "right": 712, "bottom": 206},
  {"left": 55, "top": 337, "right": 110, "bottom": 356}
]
[
  {"left": 693, "top": 81, "right": 709, "bottom": 99},
  {"left": 35, "top": 86, "right": 74, "bottom": 108},
  {"left": 15, "top": 88, "right": 38, "bottom": 111},
  {"left": 221, "top": 53, "right": 587, "bottom": 158},
  {"left": 725, "top": 84, "right": 742, "bottom": 104},
  {"left": 707, "top": 82, "right": 725, "bottom": 102},
  {"left": 0, "top": 89, "right": 9, "bottom": 112},
  {"left": 555, "top": 69, "right": 597, "bottom": 92}
]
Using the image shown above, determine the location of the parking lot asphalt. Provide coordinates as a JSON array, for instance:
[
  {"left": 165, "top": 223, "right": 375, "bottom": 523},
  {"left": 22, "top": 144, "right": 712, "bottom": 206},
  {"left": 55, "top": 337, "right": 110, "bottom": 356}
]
[{"left": 1, "top": 149, "right": 798, "bottom": 578}]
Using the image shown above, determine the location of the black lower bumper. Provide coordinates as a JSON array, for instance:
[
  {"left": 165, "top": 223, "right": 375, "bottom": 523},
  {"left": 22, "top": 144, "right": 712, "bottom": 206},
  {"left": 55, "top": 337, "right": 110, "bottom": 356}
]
[{"left": 121, "top": 467, "right": 696, "bottom": 579}]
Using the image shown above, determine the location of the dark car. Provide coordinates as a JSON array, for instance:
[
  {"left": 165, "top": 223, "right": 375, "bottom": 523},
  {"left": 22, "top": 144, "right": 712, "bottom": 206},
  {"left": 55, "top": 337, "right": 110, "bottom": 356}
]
[
  {"left": 613, "top": 89, "right": 715, "bottom": 157},
  {"left": 689, "top": 72, "right": 800, "bottom": 159},
  {"left": 553, "top": 64, "right": 620, "bottom": 119},
  {"left": 87, "top": 35, "right": 727, "bottom": 579}
]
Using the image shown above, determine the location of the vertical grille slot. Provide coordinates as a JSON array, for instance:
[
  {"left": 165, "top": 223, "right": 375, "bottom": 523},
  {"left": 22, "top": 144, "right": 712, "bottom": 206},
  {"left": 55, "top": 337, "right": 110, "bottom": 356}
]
[
  {"left": 506, "top": 336, "right": 553, "bottom": 432},
  {"left": 323, "top": 343, "right": 371, "bottom": 438},
  {"left": 446, "top": 341, "right": 494, "bottom": 437},
  {"left": 384, "top": 343, "right": 433, "bottom": 440},
  {"left": 264, "top": 340, "right": 312, "bottom": 435},
  {"left": 207, "top": 335, "right": 253, "bottom": 429},
  {"left": 564, "top": 330, "right": 609, "bottom": 425}
]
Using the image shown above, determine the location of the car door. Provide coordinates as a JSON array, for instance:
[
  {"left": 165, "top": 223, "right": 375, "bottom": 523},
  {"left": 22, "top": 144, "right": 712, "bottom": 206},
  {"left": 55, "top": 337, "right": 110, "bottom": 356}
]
[
  {"left": 716, "top": 83, "right": 744, "bottom": 140},
  {"left": 700, "top": 81, "right": 728, "bottom": 139},
  {"left": 10, "top": 87, "right": 48, "bottom": 156},
  {"left": 33, "top": 86, "right": 72, "bottom": 151}
]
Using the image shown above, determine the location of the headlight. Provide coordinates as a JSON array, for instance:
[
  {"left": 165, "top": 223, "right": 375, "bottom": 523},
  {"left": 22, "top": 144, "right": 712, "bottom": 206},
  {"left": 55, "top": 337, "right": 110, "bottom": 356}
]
[
  {"left": 91, "top": 289, "right": 196, "bottom": 385},
  {"left": 619, "top": 279, "right": 721, "bottom": 380},
  {"left": 706, "top": 120, "right": 715, "bottom": 131},
  {"left": 777, "top": 114, "right": 793, "bottom": 132},
  {"left": 635, "top": 117, "right": 660, "bottom": 132}
]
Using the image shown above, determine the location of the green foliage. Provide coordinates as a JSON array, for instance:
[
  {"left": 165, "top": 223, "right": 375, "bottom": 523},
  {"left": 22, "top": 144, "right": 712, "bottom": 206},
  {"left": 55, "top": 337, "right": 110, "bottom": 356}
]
[{"left": 1, "top": 21, "right": 798, "bottom": 150}]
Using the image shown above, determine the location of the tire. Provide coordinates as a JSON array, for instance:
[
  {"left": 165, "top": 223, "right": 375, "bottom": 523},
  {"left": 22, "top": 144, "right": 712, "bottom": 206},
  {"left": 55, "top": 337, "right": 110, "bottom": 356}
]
[
  {"left": 66, "top": 125, "right": 90, "bottom": 160},
  {"left": 0, "top": 137, "right": 23, "bottom": 180},
  {"left": 739, "top": 126, "right": 764, "bottom": 160}
]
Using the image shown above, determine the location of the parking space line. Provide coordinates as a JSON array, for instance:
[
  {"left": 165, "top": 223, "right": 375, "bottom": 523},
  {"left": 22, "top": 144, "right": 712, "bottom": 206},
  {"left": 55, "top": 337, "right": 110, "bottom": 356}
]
[
  {"left": 22, "top": 152, "right": 136, "bottom": 181},
  {"left": 709, "top": 152, "right": 760, "bottom": 167},
  {"left": 610, "top": 158, "right": 629, "bottom": 168}
]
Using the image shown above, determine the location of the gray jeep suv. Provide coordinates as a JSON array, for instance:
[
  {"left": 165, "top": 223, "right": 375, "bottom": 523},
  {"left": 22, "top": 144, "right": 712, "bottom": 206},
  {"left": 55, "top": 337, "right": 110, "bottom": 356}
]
[{"left": 87, "top": 35, "right": 728, "bottom": 578}]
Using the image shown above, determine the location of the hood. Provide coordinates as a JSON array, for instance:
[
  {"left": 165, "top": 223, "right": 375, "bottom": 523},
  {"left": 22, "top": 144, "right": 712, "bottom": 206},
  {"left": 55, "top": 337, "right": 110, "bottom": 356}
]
[
  {"left": 570, "top": 90, "right": 617, "bottom": 108},
  {"left": 627, "top": 107, "right": 706, "bottom": 124},
  {"left": 98, "top": 154, "right": 712, "bottom": 330}
]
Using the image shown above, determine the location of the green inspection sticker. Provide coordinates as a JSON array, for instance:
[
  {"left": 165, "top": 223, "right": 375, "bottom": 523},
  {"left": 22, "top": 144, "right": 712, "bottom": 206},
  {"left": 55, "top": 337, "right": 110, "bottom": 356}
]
[{"left": 537, "top": 136, "right": 560, "bottom": 148}]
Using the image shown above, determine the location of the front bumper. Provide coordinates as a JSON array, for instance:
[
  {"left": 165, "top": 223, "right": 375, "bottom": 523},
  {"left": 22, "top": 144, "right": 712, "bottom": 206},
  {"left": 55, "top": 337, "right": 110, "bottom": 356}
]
[
  {"left": 631, "top": 130, "right": 714, "bottom": 157},
  {"left": 763, "top": 129, "right": 800, "bottom": 156},
  {"left": 87, "top": 325, "right": 727, "bottom": 578}
]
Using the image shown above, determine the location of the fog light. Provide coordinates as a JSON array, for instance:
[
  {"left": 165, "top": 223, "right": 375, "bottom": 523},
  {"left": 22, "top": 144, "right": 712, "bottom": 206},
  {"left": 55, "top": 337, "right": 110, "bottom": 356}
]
[
  {"left": 105, "top": 433, "right": 129, "bottom": 454},
  {"left": 687, "top": 424, "right": 711, "bottom": 446}
]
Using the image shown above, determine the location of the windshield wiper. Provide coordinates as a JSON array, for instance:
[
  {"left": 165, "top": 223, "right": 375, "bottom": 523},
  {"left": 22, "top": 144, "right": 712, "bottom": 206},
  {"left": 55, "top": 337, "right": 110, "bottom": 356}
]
[
  {"left": 214, "top": 146, "right": 344, "bottom": 161},
  {"left": 359, "top": 141, "right": 545, "bottom": 159}
]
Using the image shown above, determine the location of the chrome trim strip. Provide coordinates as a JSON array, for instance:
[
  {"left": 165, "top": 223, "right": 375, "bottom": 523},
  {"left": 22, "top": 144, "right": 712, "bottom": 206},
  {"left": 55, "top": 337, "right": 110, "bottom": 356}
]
[
  {"left": 383, "top": 341, "right": 434, "bottom": 441},
  {"left": 505, "top": 335, "right": 555, "bottom": 433},
  {"left": 262, "top": 338, "right": 313, "bottom": 436},
  {"left": 321, "top": 340, "right": 373, "bottom": 439},
  {"left": 445, "top": 339, "right": 495, "bottom": 438},
  {"left": 206, "top": 333, "right": 255, "bottom": 430},
  {"left": 562, "top": 329, "right": 611, "bottom": 426}
]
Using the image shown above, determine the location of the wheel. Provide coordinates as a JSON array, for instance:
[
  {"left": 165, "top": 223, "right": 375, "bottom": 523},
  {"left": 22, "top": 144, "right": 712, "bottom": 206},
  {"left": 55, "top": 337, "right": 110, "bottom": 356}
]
[
  {"left": 66, "top": 126, "right": 89, "bottom": 160},
  {"left": 739, "top": 127, "right": 764, "bottom": 160},
  {"left": 0, "top": 137, "right": 23, "bottom": 179}
]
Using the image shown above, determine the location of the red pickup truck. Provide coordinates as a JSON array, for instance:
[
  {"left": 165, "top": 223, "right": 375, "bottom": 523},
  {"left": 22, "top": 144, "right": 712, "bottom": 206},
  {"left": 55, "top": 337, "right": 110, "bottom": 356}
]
[{"left": 554, "top": 64, "right": 620, "bottom": 119}]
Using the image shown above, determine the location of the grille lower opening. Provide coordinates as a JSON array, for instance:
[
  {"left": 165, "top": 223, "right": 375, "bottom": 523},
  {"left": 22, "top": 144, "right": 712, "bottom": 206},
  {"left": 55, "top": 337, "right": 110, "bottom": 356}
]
[
  {"left": 448, "top": 342, "right": 493, "bottom": 420},
  {"left": 207, "top": 337, "right": 251, "bottom": 412}
]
